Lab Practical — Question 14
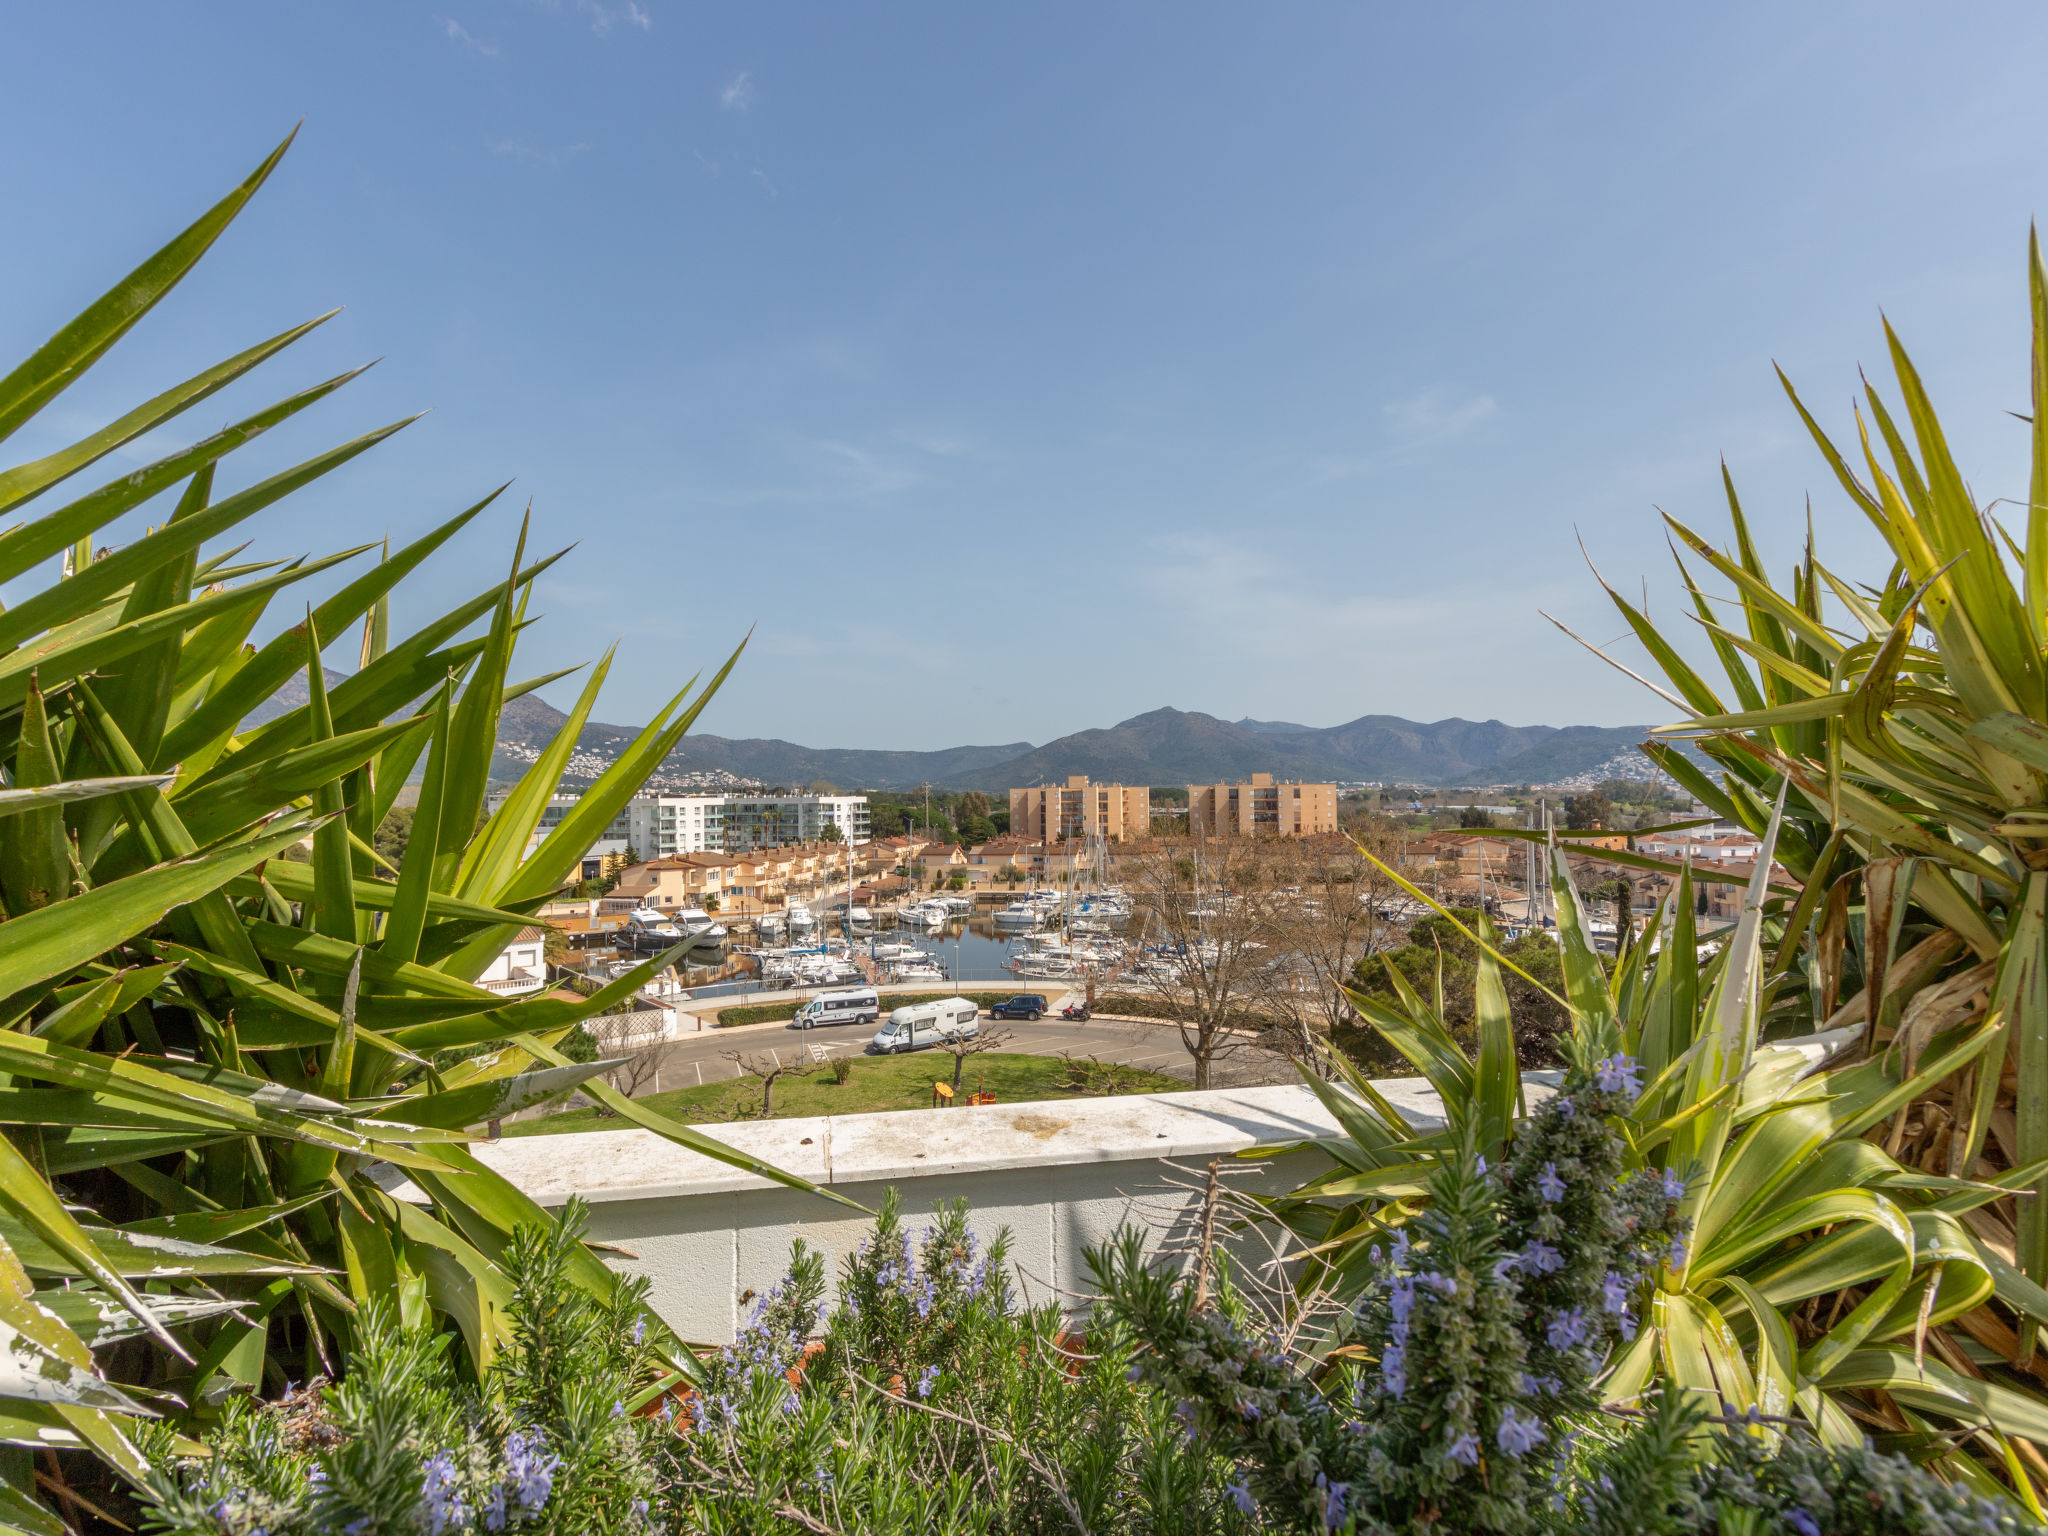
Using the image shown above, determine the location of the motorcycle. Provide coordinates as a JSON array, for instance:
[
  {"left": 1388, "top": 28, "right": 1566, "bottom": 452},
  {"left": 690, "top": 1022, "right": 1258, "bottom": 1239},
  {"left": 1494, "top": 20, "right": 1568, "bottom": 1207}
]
[{"left": 1060, "top": 1002, "right": 1091, "bottom": 1021}]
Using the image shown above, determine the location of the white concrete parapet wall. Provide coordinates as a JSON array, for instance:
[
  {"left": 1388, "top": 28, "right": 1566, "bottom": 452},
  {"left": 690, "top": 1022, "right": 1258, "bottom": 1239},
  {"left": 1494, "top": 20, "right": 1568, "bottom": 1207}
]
[
  {"left": 374, "top": 1027, "right": 1860, "bottom": 1345},
  {"left": 381, "top": 1082, "right": 1455, "bottom": 1344}
]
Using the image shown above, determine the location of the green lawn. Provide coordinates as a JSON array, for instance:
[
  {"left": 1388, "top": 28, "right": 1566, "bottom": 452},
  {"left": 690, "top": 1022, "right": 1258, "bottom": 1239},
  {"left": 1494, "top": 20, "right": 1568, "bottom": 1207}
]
[{"left": 503, "top": 1051, "right": 1181, "bottom": 1136}]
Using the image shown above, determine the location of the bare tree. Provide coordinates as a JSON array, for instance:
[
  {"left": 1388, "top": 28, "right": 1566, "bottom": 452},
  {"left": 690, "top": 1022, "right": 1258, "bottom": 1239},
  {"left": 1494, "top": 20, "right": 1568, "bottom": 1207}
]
[
  {"left": 935, "top": 1025, "right": 1014, "bottom": 1090},
  {"left": 1253, "top": 834, "right": 1407, "bottom": 1060},
  {"left": 600, "top": 1043, "right": 676, "bottom": 1102},
  {"left": 720, "top": 1049, "right": 801, "bottom": 1117},
  {"left": 1125, "top": 837, "right": 1292, "bottom": 1090}
]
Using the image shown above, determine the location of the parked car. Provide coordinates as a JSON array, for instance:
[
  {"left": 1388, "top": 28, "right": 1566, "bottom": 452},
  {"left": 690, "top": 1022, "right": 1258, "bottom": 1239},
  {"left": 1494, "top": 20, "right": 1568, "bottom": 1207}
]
[
  {"left": 867, "top": 996, "right": 981, "bottom": 1054},
  {"left": 791, "top": 987, "right": 880, "bottom": 1029},
  {"left": 988, "top": 993, "right": 1048, "bottom": 1021}
]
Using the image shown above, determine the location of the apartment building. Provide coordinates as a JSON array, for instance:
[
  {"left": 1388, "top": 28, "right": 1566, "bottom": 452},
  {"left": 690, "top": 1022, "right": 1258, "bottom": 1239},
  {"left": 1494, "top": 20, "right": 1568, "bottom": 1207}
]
[
  {"left": 1008, "top": 776, "right": 1152, "bottom": 843},
  {"left": 488, "top": 792, "right": 633, "bottom": 853},
  {"left": 1187, "top": 773, "right": 1338, "bottom": 837},
  {"left": 716, "top": 793, "right": 869, "bottom": 852},
  {"left": 488, "top": 789, "right": 868, "bottom": 862}
]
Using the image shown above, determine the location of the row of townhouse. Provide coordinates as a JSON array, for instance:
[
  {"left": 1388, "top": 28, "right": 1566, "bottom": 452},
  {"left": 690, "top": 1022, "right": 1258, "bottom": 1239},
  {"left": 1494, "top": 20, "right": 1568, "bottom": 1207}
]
[
  {"left": 1632, "top": 828, "right": 1765, "bottom": 865},
  {"left": 604, "top": 840, "right": 859, "bottom": 911}
]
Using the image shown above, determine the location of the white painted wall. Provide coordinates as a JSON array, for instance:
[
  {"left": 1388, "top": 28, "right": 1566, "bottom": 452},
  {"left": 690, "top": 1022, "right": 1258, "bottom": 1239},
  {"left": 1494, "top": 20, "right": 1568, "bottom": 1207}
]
[
  {"left": 378, "top": 1083, "right": 1457, "bottom": 1344},
  {"left": 371, "top": 1027, "right": 1866, "bottom": 1345}
]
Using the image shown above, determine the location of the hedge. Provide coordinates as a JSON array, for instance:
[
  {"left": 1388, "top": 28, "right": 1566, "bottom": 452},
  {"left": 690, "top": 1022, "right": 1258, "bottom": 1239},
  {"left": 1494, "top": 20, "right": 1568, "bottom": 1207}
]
[{"left": 713, "top": 989, "right": 1038, "bottom": 1028}]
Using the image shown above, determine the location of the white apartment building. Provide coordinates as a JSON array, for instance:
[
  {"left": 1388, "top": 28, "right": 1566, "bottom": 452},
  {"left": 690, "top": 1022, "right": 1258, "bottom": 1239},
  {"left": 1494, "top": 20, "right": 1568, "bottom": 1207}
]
[
  {"left": 715, "top": 793, "right": 868, "bottom": 852},
  {"left": 489, "top": 789, "right": 868, "bottom": 862}
]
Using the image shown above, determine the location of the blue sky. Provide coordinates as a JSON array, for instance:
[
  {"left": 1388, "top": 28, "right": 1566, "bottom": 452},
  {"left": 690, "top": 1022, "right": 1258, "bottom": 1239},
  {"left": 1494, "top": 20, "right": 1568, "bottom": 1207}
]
[{"left": 5, "top": 4, "right": 2048, "bottom": 748}]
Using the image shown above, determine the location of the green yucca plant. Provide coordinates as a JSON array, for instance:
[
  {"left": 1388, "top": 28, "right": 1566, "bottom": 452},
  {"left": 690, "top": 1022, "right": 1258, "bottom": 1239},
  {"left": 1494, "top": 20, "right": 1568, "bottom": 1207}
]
[
  {"left": 1547, "top": 230, "right": 2048, "bottom": 1497},
  {"left": 1264, "top": 235, "right": 2048, "bottom": 1510},
  {"left": 0, "top": 135, "right": 838, "bottom": 1531},
  {"left": 1265, "top": 830, "right": 2048, "bottom": 1510}
]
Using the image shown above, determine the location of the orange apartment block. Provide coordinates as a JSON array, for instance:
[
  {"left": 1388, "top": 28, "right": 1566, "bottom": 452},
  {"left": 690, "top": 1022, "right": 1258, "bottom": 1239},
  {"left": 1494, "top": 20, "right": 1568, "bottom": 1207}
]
[
  {"left": 1008, "top": 776, "right": 1153, "bottom": 843},
  {"left": 1187, "top": 773, "right": 1338, "bottom": 837}
]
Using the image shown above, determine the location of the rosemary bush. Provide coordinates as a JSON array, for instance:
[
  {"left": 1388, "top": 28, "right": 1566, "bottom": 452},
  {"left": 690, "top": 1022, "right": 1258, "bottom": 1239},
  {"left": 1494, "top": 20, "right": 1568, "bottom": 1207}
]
[
  {"left": 138, "top": 1201, "right": 663, "bottom": 1536},
  {"left": 1096, "top": 1062, "right": 2023, "bottom": 1534}
]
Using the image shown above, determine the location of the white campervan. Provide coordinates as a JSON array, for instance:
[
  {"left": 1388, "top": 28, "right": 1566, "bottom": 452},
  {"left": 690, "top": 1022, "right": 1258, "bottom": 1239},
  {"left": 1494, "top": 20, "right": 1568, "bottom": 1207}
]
[
  {"left": 790, "top": 987, "right": 880, "bottom": 1030},
  {"left": 866, "top": 996, "right": 980, "bottom": 1054}
]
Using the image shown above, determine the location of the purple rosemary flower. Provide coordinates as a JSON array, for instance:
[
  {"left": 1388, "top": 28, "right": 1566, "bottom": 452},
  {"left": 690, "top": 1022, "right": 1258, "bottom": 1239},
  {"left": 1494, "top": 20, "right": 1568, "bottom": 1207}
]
[
  {"left": 1786, "top": 1511, "right": 1820, "bottom": 1536},
  {"left": 1380, "top": 1343, "right": 1406, "bottom": 1399},
  {"left": 505, "top": 1429, "right": 560, "bottom": 1512},
  {"left": 1595, "top": 1054, "right": 1643, "bottom": 1097},
  {"left": 1497, "top": 1405, "right": 1547, "bottom": 1458},
  {"left": 1475, "top": 1154, "right": 1488, "bottom": 1175},
  {"left": 1522, "top": 1239, "right": 1562, "bottom": 1275},
  {"left": 1602, "top": 1271, "right": 1630, "bottom": 1314},
  {"left": 1388, "top": 1273, "right": 1417, "bottom": 1326},
  {"left": 1538, "top": 1162, "right": 1566, "bottom": 1203},
  {"left": 1661, "top": 1169, "right": 1687, "bottom": 1200},
  {"left": 420, "top": 1451, "right": 464, "bottom": 1536},
  {"left": 482, "top": 1484, "right": 508, "bottom": 1533},
  {"left": 1316, "top": 1473, "right": 1350, "bottom": 1528},
  {"left": 1668, "top": 1233, "right": 1690, "bottom": 1268},
  {"left": 632, "top": 1315, "right": 647, "bottom": 1346},
  {"left": 1547, "top": 1307, "right": 1588, "bottom": 1349},
  {"left": 1225, "top": 1477, "right": 1258, "bottom": 1516},
  {"left": 916, "top": 1364, "right": 940, "bottom": 1399},
  {"left": 1446, "top": 1431, "right": 1481, "bottom": 1466}
]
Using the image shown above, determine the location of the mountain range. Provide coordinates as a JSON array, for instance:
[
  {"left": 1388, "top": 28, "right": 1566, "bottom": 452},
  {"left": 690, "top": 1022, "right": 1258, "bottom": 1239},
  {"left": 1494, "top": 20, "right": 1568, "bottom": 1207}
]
[{"left": 490, "top": 698, "right": 1680, "bottom": 792}]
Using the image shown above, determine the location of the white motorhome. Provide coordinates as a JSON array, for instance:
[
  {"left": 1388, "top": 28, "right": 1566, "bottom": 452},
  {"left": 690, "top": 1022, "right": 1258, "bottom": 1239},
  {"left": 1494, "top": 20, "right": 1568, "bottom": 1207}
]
[
  {"left": 867, "top": 996, "right": 980, "bottom": 1054},
  {"left": 791, "top": 987, "right": 880, "bottom": 1030}
]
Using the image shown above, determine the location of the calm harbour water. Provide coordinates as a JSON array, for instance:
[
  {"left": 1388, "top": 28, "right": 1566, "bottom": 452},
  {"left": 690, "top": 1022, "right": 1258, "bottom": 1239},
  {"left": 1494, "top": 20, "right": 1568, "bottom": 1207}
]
[{"left": 680, "top": 916, "right": 1106, "bottom": 1000}]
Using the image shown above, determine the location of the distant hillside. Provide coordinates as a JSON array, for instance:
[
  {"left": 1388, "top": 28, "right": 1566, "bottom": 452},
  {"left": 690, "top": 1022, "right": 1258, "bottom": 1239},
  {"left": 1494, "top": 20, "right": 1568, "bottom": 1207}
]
[
  {"left": 241, "top": 667, "right": 349, "bottom": 729},
  {"left": 492, "top": 694, "right": 1031, "bottom": 792},
  {"left": 491, "top": 699, "right": 1688, "bottom": 793},
  {"left": 955, "top": 708, "right": 1661, "bottom": 791}
]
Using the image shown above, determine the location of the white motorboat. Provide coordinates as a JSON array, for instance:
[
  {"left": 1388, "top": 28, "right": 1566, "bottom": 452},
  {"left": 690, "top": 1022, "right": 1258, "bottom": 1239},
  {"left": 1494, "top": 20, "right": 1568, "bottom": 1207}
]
[
  {"left": 675, "top": 906, "right": 729, "bottom": 943},
  {"left": 942, "top": 896, "right": 974, "bottom": 916},
  {"left": 890, "top": 961, "right": 947, "bottom": 982},
  {"left": 911, "top": 899, "right": 951, "bottom": 926},
  {"left": 787, "top": 905, "right": 817, "bottom": 936},
  {"left": 1012, "top": 954, "right": 1079, "bottom": 979},
  {"left": 755, "top": 911, "right": 787, "bottom": 939},
  {"left": 844, "top": 905, "right": 874, "bottom": 929},
  {"left": 993, "top": 901, "right": 1044, "bottom": 931},
  {"left": 620, "top": 906, "right": 682, "bottom": 951}
]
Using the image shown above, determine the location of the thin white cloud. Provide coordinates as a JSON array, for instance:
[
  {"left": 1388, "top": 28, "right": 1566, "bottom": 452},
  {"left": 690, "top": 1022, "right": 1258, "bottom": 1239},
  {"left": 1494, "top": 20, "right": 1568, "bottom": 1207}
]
[
  {"left": 441, "top": 17, "right": 500, "bottom": 56},
  {"left": 578, "top": 0, "right": 651, "bottom": 36},
  {"left": 1382, "top": 386, "right": 1499, "bottom": 447},
  {"left": 720, "top": 71, "right": 754, "bottom": 110},
  {"left": 491, "top": 139, "right": 592, "bottom": 166},
  {"left": 1303, "top": 385, "right": 1502, "bottom": 485}
]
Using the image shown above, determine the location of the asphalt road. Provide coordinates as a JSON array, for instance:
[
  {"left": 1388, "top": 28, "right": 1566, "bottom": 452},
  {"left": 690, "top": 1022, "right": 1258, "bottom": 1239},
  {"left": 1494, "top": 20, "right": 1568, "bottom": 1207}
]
[{"left": 629, "top": 1011, "right": 1289, "bottom": 1094}]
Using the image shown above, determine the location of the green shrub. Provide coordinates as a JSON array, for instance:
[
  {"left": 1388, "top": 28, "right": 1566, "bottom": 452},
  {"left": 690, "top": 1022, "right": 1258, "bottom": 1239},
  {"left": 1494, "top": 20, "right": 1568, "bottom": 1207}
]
[
  {"left": 1096, "top": 1059, "right": 2024, "bottom": 1534},
  {"left": 1338, "top": 907, "right": 1573, "bottom": 1071},
  {"left": 715, "top": 992, "right": 1019, "bottom": 1027},
  {"left": 138, "top": 1201, "right": 664, "bottom": 1536}
]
